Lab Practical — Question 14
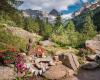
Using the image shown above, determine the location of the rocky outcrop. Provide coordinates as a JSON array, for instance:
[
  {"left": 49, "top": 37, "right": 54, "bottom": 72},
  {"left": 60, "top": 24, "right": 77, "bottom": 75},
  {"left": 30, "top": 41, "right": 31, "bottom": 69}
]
[
  {"left": 5, "top": 26, "right": 42, "bottom": 42},
  {"left": 85, "top": 35, "right": 100, "bottom": 54}
]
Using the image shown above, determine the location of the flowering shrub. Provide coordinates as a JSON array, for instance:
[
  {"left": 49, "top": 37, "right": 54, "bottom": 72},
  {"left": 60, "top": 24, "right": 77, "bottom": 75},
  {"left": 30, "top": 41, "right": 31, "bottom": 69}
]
[
  {"left": 34, "top": 45, "right": 45, "bottom": 57},
  {"left": 1, "top": 48, "right": 17, "bottom": 64},
  {"left": 15, "top": 54, "right": 27, "bottom": 73}
]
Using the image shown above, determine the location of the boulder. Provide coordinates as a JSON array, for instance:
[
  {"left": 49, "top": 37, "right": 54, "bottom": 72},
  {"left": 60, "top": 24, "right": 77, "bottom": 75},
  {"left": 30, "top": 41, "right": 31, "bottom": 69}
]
[
  {"left": 81, "top": 62, "right": 99, "bottom": 70},
  {"left": 86, "top": 53, "right": 100, "bottom": 64},
  {"left": 60, "top": 53, "right": 79, "bottom": 71},
  {"left": 43, "top": 64, "right": 74, "bottom": 80},
  {"left": 85, "top": 35, "right": 100, "bottom": 54}
]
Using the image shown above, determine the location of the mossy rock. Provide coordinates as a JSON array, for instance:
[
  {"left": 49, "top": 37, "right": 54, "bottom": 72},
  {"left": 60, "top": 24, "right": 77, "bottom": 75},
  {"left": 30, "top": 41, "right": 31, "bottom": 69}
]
[{"left": 0, "top": 24, "right": 27, "bottom": 51}]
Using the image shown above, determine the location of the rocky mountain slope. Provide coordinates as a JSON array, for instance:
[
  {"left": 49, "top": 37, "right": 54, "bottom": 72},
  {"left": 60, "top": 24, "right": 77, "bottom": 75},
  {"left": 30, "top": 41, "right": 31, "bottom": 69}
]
[{"left": 0, "top": 24, "right": 42, "bottom": 50}]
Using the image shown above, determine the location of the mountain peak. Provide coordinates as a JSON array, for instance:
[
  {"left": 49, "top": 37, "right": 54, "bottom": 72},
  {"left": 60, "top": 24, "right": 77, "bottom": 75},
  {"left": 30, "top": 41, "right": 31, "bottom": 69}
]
[{"left": 49, "top": 9, "right": 60, "bottom": 16}]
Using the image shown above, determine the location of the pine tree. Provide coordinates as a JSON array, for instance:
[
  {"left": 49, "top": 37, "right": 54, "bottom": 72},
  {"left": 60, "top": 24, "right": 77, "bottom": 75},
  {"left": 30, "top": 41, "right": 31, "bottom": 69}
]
[
  {"left": 56, "top": 25, "right": 64, "bottom": 35},
  {"left": 64, "top": 20, "right": 79, "bottom": 47},
  {"left": 65, "top": 20, "right": 75, "bottom": 32},
  {"left": 54, "top": 15, "right": 62, "bottom": 32},
  {"left": 82, "top": 15, "right": 96, "bottom": 38},
  {"left": 35, "top": 16, "right": 45, "bottom": 35},
  {"left": 55, "top": 15, "right": 61, "bottom": 27},
  {"left": 43, "top": 23, "right": 53, "bottom": 39}
]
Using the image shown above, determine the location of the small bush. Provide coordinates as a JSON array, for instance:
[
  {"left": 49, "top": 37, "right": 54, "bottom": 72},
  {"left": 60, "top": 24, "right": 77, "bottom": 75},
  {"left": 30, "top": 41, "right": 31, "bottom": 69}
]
[{"left": 78, "top": 48, "right": 94, "bottom": 57}]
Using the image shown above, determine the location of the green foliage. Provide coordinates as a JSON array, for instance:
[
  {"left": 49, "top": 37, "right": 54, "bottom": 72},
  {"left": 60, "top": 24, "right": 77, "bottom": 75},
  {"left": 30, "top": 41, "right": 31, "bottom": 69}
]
[
  {"left": 0, "top": 11, "right": 16, "bottom": 26},
  {"left": 24, "top": 16, "right": 53, "bottom": 40},
  {"left": 51, "top": 20, "right": 79, "bottom": 47},
  {"left": 24, "top": 17, "right": 36, "bottom": 32},
  {"left": 55, "top": 25, "right": 64, "bottom": 35},
  {"left": 66, "top": 32, "right": 79, "bottom": 47},
  {"left": 64, "top": 20, "right": 79, "bottom": 47},
  {"left": 24, "top": 16, "right": 44, "bottom": 34},
  {"left": 11, "top": 13, "right": 25, "bottom": 28},
  {"left": 23, "top": 16, "right": 52, "bottom": 40},
  {"left": 0, "top": 0, "right": 25, "bottom": 28},
  {"left": 76, "top": 15, "right": 97, "bottom": 48},
  {"left": 78, "top": 48, "right": 94, "bottom": 57}
]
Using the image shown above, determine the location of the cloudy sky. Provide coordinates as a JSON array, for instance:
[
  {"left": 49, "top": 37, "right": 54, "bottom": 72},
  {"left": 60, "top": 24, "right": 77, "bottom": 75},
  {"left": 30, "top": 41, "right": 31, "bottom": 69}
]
[{"left": 19, "top": 0, "right": 95, "bottom": 14}]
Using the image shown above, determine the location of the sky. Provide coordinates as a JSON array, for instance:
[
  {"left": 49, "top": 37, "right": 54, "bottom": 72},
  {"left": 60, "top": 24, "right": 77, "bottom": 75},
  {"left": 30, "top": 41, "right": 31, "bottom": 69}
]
[{"left": 19, "top": 0, "right": 95, "bottom": 14}]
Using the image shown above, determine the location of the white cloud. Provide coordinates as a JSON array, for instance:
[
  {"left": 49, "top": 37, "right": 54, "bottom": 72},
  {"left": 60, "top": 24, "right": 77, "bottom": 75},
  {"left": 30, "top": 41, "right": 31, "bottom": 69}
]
[{"left": 19, "top": 0, "right": 79, "bottom": 11}]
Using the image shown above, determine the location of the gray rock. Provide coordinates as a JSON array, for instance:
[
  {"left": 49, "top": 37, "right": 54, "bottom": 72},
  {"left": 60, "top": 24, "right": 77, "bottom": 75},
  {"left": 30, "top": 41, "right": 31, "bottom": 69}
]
[
  {"left": 39, "top": 40, "right": 55, "bottom": 47},
  {"left": 81, "top": 62, "right": 99, "bottom": 70}
]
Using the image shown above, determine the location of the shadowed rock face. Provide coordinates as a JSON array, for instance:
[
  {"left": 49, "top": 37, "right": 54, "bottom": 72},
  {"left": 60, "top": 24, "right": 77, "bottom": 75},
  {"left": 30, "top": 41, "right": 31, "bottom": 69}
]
[{"left": 85, "top": 35, "right": 100, "bottom": 54}]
